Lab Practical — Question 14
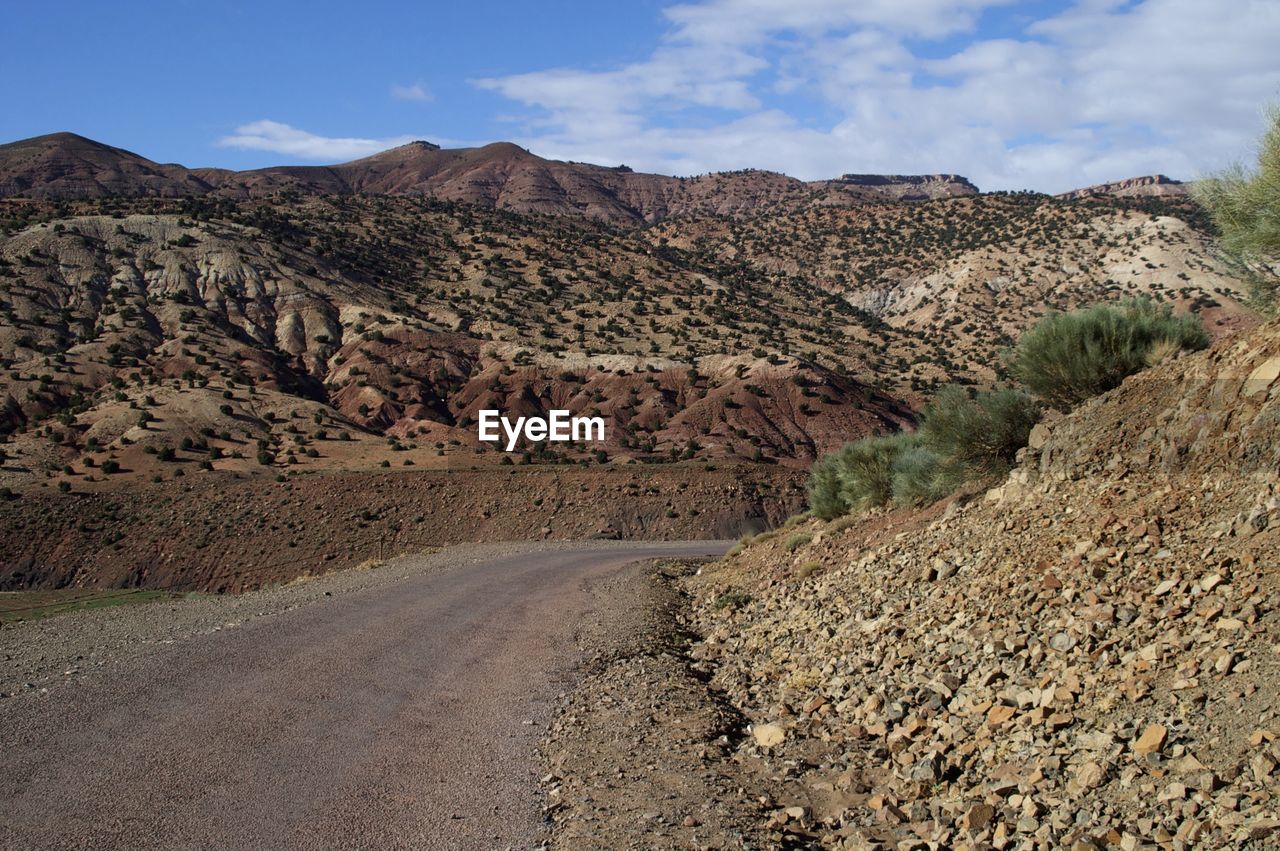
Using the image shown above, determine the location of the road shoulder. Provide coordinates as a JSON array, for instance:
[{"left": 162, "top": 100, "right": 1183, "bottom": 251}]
[{"left": 539, "top": 559, "right": 783, "bottom": 849}]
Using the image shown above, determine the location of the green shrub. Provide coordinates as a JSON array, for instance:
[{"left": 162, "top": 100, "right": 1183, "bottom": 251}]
[
  {"left": 726, "top": 532, "right": 755, "bottom": 558},
  {"left": 808, "top": 433, "right": 916, "bottom": 518},
  {"left": 1009, "top": 299, "right": 1208, "bottom": 409},
  {"left": 712, "top": 589, "right": 752, "bottom": 611},
  {"left": 1194, "top": 106, "right": 1280, "bottom": 310},
  {"left": 784, "top": 532, "right": 813, "bottom": 552},
  {"left": 919, "top": 386, "right": 1041, "bottom": 474},
  {"left": 795, "top": 561, "right": 823, "bottom": 579},
  {"left": 827, "top": 513, "right": 862, "bottom": 533},
  {"left": 838, "top": 433, "right": 914, "bottom": 512},
  {"left": 890, "top": 444, "right": 967, "bottom": 506},
  {"left": 806, "top": 452, "right": 846, "bottom": 520}
]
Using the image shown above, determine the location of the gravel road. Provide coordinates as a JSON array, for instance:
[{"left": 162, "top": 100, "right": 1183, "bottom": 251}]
[{"left": 0, "top": 540, "right": 727, "bottom": 849}]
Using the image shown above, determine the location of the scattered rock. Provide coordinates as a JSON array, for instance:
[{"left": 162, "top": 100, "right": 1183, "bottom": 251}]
[{"left": 752, "top": 723, "right": 786, "bottom": 748}]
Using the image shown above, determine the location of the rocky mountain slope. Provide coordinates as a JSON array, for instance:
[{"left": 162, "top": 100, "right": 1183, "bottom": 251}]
[
  {"left": 0, "top": 133, "right": 978, "bottom": 224},
  {"left": 0, "top": 184, "right": 1252, "bottom": 493},
  {"left": 651, "top": 193, "right": 1254, "bottom": 393},
  {"left": 0, "top": 196, "right": 914, "bottom": 490},
  {"left": 1057, "top": 175, "right": 1188, "bottom": 201},
  {"left": 688, "top": 318, "right": 1280, "bottom": 846},
  {"left": 0, "top": 137, "right": 1259, "bottom": 597}
]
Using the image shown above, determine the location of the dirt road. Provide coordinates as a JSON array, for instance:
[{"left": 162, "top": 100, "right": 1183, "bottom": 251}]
[{"left": 0, "top": 541, "right": 727, "bottom": 849}]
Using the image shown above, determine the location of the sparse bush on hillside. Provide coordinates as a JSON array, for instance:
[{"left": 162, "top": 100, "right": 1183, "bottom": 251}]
[
  {"left": 1194, "top": 106, "right": 1280, "bottom": 311},
  {"left": 807, "top": 390, "right": 1027, "bottom": 519},
  {"left": 795, "top": 561, "right": 823, "bottom": 579},
  {"left": 784, "top": 532, "right": 813, "bottom": 552},
  {"left": 712, "top": 589, "right": 751, "bottom": 611},
  {"left": 1009, "top": 299, "right": 1208, "bottom": 409},
  {"left": 807, "top": 433, "right": 915, "bottom": 519},
  {"left": 807, "top": 296, "right": 1210, "bottom": 520},
  {"left": 890, "top": 444, "right": 967, "bottom": 507},
  {"left": 806, "top": 451, "right": 847, "bottom": 520},
  {"left": 836, "top": 433, "right": 914, "bottom": 514},
  {"left": 919, "top": 386, "right": 1041, "bottom": 474}
]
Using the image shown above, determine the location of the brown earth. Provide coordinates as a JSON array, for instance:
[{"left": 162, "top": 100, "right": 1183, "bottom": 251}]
[
  {"left": 539, "top": 557, "right": 785, "bottom": 849},
  {"left": 0, "top": 189, "right": 1246, "bottom": 488},
  {"left": 0, "top": 134, "right": 1257, "bottom": 607},
  {"left": 0, "top": 196, "right": 919, "bottom": 485},
  {"left": 0, "top": 463, "right": 803, "bottom": 592}
]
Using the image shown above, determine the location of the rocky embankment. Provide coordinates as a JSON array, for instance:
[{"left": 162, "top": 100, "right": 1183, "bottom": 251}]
[
  {"left": 686, "top": 320, "right": 1280, "bottom": 847},
  {"left": 0, "top": 465, "right": 803, "bottom": 591}
]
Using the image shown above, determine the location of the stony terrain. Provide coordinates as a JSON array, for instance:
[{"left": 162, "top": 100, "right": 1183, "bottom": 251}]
[
  {"left": 0, "top": 196, "right": 914, "bottom": 483},
  {"left": 651, "top": 194, "right": 1254, "bottom": 400},
  {"left": 682, "top": 318, "right": 1280, "bottom": 847},
  {"left": 0, "top": 192, "right": 1246, "bottom": 484},
  {"left": 539, "top": 558, "right": 781, "bottom": 849},
  {"left": 3, "top": 127, "right": 1277, "bottom": 849}
]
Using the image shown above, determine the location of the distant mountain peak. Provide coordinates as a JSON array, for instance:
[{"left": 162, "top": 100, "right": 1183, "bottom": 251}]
[
  {"left": 400, "top": 140, "right": 441, "bottom": 151},
  {"left": 1058, "top": 174, "right": 1186, "bottom": 200},
  {"left": 2, "top": 130, "right": 1192, "bottom": 221}
]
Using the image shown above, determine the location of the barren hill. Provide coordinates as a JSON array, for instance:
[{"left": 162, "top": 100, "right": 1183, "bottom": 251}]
[
  {"left": 1057, "top": 174, "right": 1188, "bottom": 200},
  {"left": 0, "top": 133, "right": 215, "bottom": 199},
  {"left": 0, "top": 133, "right": 977, "bottom": 224}
]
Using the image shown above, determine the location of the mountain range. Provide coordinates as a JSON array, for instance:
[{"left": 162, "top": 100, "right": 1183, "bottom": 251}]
[
  {"left": 0, "top": 132, "right": 1183, "bottom": 225},
  {"left": 0, "top": 129, "right": 1238, "bottom": 513}
]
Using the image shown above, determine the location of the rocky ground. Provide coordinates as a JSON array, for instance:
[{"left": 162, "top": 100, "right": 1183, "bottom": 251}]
[
  {"left": 667, "top": 320, "right": 1280, "bottom": 847},
  {"left": 540, "top": 558, "right": 791, "bottom": 849}
]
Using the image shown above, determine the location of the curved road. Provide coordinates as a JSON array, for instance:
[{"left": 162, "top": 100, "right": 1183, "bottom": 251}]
[{"left": 0, "top": 542, "right": 726, "bottom": 849}]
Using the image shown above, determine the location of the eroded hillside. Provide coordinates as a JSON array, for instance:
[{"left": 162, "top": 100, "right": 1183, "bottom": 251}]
[
  {"left": 688, "top": 318, "right": 1280, "bottom": 846},
  {"left": 0, "top": 189, "right": 1252, "bottom": 494},
  {"left": 650, "top": 194, "right": 1253, "bottom": 395}
]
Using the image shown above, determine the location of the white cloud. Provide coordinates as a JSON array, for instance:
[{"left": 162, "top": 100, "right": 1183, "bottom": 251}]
[
  {"left": 216, "top": 120, "right": 418, "bottom": 161},
  {"left": 662, "top": 0, "right": 1015, "bottom": 44},
  {"left": 474, "top": 0, "right": 1280, "bottom": 192},
  {"left": 391, "top": 82, "right": 433, "bottom": 103}
]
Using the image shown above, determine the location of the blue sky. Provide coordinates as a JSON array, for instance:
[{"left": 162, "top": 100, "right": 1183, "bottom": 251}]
[{"left": 3, "top": 0, "right": 1278, "bottom": 192}]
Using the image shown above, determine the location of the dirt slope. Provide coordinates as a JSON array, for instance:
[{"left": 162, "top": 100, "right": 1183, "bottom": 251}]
[
  {"left": 688, "top": 319, "right": 1280, "bottom": 846},
  {"left": 0, "top": 464, "right": 802, "bottom": 591}
]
